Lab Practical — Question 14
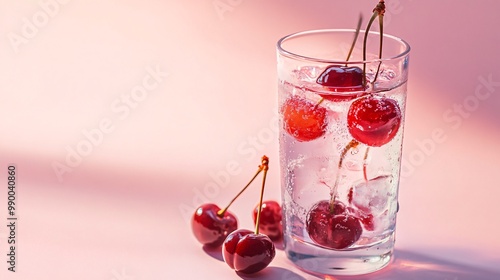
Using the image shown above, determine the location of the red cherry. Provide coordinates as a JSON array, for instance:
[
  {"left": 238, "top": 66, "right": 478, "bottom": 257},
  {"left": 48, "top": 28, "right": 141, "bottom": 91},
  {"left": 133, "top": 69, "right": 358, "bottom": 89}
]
[
  {"left": 316, "top": 65, "right": 365, "bottom": 101},
  {"left": 347, "top": 95, "right": 402, "bottom": 147},
  {"left": 222, "top": 229, "right": 276, "bottom": 274},
  {"left": 282, "top": 96, "right": 327, "bottom": 142},
  {"left": 306, "top": 200, "right": 362, "bottom": 249},
  {"left": 191, "top": 203, "right": 237, "bottom": 247},
  {"left": 252, "top": 200, "right": 283, "bottom": 241}
]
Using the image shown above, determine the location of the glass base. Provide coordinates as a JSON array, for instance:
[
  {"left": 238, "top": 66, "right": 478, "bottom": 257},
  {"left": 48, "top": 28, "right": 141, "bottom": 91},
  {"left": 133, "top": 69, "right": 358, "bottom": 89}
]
[{"left": 285, "top": 234, "right": 394, "bottom": 276}]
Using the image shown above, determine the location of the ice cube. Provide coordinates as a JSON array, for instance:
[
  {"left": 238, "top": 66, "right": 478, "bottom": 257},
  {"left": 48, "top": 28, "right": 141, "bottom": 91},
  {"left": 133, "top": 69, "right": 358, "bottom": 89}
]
[
  {"left": 377, "top": 68, "right": 396, "bottom": 81},
  {"left": 351, "top": 175, "right": 393, "bottom": 214},
  {"left": 344, "top": 159, "right": 363, "bottom": 171},
  {"left": 286, "top": 156, "right": 340, "bottom": 217},
  {"left": 293, "top": 66, "right": 321, "bottom": 82},
  {"left": 290, "top": 214, "right": 305, "bottom": 237}
]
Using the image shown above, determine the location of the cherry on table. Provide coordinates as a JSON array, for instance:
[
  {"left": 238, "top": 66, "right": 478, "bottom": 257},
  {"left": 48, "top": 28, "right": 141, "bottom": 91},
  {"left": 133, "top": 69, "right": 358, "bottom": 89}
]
[
  {"left": 347, "top": 94, "right": 402, "bottom": 147},
  {"left": 306, "top": 200, "right": 362, "bottom": 250},
  {"left": 222, "top": 229, "right": 276, "bottom": 274},
  {"left": 191, "top": 156, "right": 271, "bottom": 247},
  {"left": 191, "top": 203, "right": 238, "bottom": 248},
  {"left": 282, "top": 96, "right": 327, "bottom": 142},
  {"left": 252, "top": 200, "right": 283, "bottom": 241}
]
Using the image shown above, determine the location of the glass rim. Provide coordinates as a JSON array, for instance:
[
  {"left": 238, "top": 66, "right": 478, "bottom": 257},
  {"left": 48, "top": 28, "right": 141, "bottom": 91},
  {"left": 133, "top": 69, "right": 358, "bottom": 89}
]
[{"left": 277, "top": 28, "right": 411, "bottom": 64}]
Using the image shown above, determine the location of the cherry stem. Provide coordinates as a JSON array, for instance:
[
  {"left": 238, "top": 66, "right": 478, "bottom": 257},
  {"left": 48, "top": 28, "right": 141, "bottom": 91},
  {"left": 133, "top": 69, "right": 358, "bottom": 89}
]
[
  {"left": 254, "top": 156, "right": 269, "bottom": 235},
  {"left": 315, "top": 97, "right": 325, "bottom": 107},
  {"left": 345, "top": 14, "right": 363, "bottom": 65},
  {"left": 329, "top": 139, "right": 359, "bottom": 213},
  {"left": 362, "top": 0, "right": 385, "bottom": 87},
  {"left": 373, "top": 12, "right": 384, "bottom": 83},
  {"left": 362, "top": 11, "right": 378, "bottom": 87},
  {"left": 360, "top": 1, "right": 385, "bottom": 185},
  {"left": 363, "top": 147, "right": 370, "bottom": 182},
  {"left": 217, "top": 158, "right": 266, "bottom": 217}
]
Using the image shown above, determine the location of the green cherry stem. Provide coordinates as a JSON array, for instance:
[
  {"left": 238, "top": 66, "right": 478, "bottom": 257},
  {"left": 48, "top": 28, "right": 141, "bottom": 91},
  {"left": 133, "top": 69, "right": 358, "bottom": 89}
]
[
  {"left": 254, "top": 156, "right": 269, "bottom": 235},
  {"left": 360, "top": 0, "right": 385, "bottom": 183},
  {"left": 345, "top": 14, "right": 363, "bottom": 64},
  {"left": 329, "top": 139, "right": 359, "bottom": 213},
  {"left": 363, "top": 147, "right": 370, "bottom": 181},
  {"left": 363, "top": 0, "right": 385, "bottom": 87},
  {"left": 329, "top": 1, "right": 386, "bottom": 213},
  {"left": 315, "top": 97, "right": 325, "bottom": 107},
  {"left": 327, "top": 15, "right": 364, "bottom": 213},
  {"left": 217, "top": 158, "right": 265, "bottom": 217},
  {"left": 362, "top": 11, "right": 378, "bottom": 87},
  {"left": 373, "top": 7, "right": 385, "bottom": 83}
]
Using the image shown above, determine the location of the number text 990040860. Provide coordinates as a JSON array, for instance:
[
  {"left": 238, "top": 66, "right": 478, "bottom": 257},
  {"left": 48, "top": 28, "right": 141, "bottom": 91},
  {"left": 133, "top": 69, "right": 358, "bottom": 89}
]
[{"left": 7, "top": 165, "right": 17, "bottom": 272}]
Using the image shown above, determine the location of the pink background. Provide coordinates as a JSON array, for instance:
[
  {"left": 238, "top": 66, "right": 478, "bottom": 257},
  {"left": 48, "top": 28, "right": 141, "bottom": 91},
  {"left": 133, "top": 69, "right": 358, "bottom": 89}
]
[{"left": 1, "top": 0, "right": 499, "bottom": 279}]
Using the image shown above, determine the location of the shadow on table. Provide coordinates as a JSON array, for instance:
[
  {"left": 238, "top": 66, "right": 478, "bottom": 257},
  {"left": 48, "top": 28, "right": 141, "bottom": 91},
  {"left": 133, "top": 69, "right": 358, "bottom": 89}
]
[
  {"left": 202, "top": 245, "right": 224, "bottom": 262},
  {"left": 234, "top": 249, "right": 500, "bottom": 280},
  {"left": 328, "top": 249, "right": 500, "bottom": 280},
  {"left": 237, "top": 266, "right": 307, "bottom": 280}
]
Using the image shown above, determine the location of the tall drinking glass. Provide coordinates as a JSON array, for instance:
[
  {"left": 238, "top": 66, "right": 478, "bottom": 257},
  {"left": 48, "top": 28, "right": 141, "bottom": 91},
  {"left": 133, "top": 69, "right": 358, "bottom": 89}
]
[{"left": 277, "top": 29, "right": 410, "bottom": 276}]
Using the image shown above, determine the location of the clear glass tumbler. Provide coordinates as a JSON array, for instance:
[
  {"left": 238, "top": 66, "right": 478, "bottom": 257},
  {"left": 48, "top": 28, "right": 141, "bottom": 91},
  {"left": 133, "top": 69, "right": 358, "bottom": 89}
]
[{"left": 277, "top": 29, "right": 410, "bottom": 276}]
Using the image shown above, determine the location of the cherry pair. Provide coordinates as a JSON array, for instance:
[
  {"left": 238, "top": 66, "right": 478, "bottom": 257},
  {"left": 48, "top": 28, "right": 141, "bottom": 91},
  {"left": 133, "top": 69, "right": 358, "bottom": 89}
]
[
  {"left": 191, "top": 156, "right": 281, "bottom": 274},
  {"left": 282, "top": 81, "right": 401, "bottom": 147}
]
